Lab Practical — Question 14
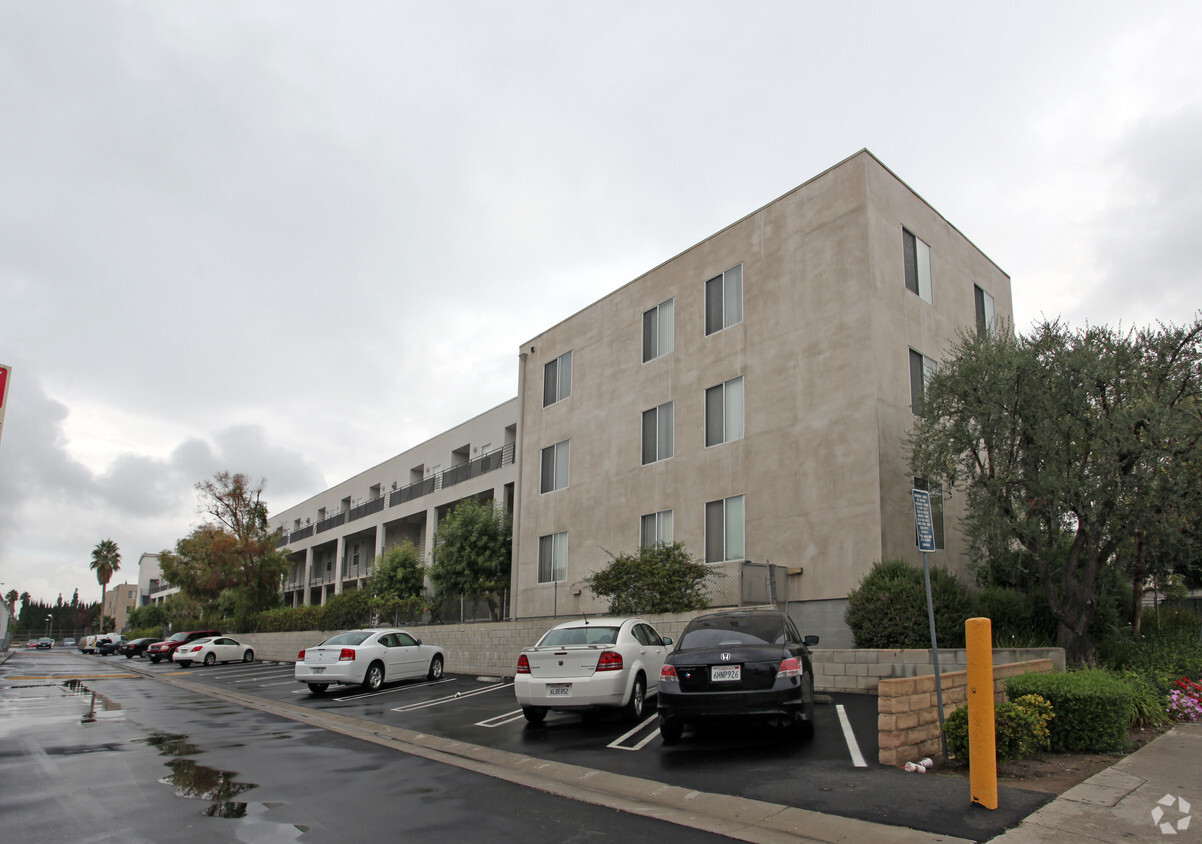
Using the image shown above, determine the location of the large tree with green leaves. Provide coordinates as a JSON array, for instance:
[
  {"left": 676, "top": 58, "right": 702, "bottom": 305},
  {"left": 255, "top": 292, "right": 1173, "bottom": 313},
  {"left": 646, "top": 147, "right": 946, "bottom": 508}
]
[
  {"left": 367, "top": 541, "right": 427, "bottom": 624},
  {"left": 89, "top": 538, "right": 121, "bottom": 633},
  {"left": 907, "top": 318, "right": 1202, "bottom": 664},
  {"left": 160, "top": 472, "right": 288, "bottom": 626},
  {"left": 429, "top": 498, "right": 512, "bottom": 621}
]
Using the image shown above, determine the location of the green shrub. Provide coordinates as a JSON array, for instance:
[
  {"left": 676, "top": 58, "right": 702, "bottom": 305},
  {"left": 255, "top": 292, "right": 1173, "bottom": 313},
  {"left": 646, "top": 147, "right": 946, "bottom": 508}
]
[
  {"left": 1140, "top": 606, "right": 1202, "bottom": 639},
  {"left": 1005, "top": 670, "right": 1132, "bottom": 752},
  {"left": 976, "top": 586, "right": 1056, "bottom": 647},
  {"left": 943, "top": 694, "right": 1053, "bottom": 763},
  {"left": 317, "top": 589, "right": 373, "bottom": 631},
  {"left": 584, "top": 542, "right": 719, "bottom": 615},
  {"left": 844, "top": 559, "right": 973, "bottom": 648},
  {"left": 1120, "top": 670, "right": 1173, "bottom": 729}
]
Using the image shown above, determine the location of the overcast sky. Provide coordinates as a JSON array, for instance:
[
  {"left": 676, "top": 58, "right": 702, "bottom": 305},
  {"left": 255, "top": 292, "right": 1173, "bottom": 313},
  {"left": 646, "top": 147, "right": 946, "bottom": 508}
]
[{"left": 2, "top": 2, "right": 1199, "bottom": 607}]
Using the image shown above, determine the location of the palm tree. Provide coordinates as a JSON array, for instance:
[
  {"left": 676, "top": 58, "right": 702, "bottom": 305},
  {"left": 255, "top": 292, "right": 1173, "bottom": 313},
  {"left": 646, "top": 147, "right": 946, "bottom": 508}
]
[
  {"left": 3, "top": 589, "right": 16, "bottom": 610},
  {"left": 89, "top": 539, "right": 121, "bottom": 633}
]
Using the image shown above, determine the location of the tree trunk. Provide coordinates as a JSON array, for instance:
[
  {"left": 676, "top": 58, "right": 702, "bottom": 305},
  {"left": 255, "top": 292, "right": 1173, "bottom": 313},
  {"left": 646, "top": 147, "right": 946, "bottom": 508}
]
[{"left": 1130, "top": 533, "right": 1147, "bottom": 637}]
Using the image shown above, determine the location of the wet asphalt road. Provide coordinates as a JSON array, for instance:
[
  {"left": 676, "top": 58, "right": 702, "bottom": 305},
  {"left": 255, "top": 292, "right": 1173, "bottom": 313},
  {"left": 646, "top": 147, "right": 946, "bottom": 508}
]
[{"left": 0, "top": 649, "right": 736, "bottom": 844}]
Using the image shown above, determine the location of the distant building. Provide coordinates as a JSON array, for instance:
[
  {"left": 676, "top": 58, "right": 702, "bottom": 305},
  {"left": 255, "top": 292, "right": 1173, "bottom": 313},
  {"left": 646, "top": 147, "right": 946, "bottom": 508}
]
[
  {"left": 136, "top": 552, "right": 179, "bottom": 606},
  {"left": 270, "top": 150, "right": 1012, "bottom": 645},
  {"left": 103, "top": 582, "right": 140, "bottom": 633}
]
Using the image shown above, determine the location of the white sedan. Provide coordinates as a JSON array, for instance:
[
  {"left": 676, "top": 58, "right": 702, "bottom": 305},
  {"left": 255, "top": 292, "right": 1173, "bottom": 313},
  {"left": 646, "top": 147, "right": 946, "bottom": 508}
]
[
  {"left": 294, "top": 628, "right": 445, "bottom": 695},
  {"left": 514, "top": 617, "right": 672, "bottom": 724},
  {"left": 172, "top": 636, "right": 255, "bottom": 668}
]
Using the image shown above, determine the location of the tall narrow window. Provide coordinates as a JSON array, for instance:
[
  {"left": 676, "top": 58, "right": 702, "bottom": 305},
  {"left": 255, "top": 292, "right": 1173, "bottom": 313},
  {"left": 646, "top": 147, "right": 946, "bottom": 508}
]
[
  {"left": 641, "top": 401, "right": 674, "bottom": 464},
  {"left": 640, "top": 510, "right": 674, "bottom": 549},
  {"left": 540, "top": 440, "right": 570, "bottom": 493},
  {"left": 974, "top": 285, "right": 996, "bottom": 334},
  {"left": 909, "top": 349, "right": 937, "bottom": 416},
  {"left": 705, "top": 264, "right": 743, "bottom": 335},
  {"left": 543, "top": 351, "right": 573, "bottom": 406},
  {"left": 538, "top": 532, "right": 568, "bottom": 583},
  {"left": 914, "top": 478, "right": 945, "bottom": 550},
  {"left": 705, "top": 377, "right": 744, "bottom": 446},
  {"left": 705, "top": 495, "right": 745, "bottom": 563},
  {"left": 642, "top": 298, "right": 674, "bottom": 362},
  {"left": 902, "top": 229, "right": 932, "bottom": 304}
]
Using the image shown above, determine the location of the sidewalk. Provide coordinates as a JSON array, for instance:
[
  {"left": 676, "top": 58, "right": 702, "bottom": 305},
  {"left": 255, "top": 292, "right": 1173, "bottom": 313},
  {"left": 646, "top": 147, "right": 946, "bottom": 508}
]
[{"left": 989, "top": 722, "right": 1202, "bottom": 842}]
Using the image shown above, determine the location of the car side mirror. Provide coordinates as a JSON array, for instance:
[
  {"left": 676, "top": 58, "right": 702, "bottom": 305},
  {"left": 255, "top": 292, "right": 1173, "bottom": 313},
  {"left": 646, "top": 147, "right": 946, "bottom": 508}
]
[
  {"left": 662, "top": 637, "right": 673, "bottom": 646},
  {"left": 415, "top": 638, "right": 422, "bottom": 646},
  {"left": 804, "top": 635, "right": 820, "bottom": 647}
]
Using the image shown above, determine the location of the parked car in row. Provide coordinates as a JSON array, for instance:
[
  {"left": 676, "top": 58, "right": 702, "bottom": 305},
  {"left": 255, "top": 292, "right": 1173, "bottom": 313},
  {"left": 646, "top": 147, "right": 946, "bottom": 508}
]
[
  {"left": 36, "top": 637, "right": 53, "bottom": 649},
  {"left": 656, "top": 608, "right": 819, "bottom": 745},
  {"left": 96, "top": 634, "right": 127, "bottom": 655},
  {"left": 173, "top": 636, "right": 254, "bottom": 668},
  {"left": 294, "top": 628, "right": 444, "bottom": 695},
  {"left": 79, "top": 635, "right": 98, "bottom": 654},
  {"left": 146, "top": 630, "right": 220, "bottom": 663},
  {"left": 118, "top": 637, "right": 162, "bottom": 659},
  {"left": 514, "top": 617, "right": 671, "bottom": 724},
  {"left": 62, "top": 638, "right": 77, "bottom": 648},
  {"left": 26, "top": 639, "right": 37, "bottom": 648}
]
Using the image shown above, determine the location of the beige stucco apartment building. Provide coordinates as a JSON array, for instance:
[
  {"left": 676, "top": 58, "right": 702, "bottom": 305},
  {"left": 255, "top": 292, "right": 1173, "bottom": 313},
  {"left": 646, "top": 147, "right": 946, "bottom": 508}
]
[
  {"left": 271, "top": 400, "right": 517, "bottom": 608},
  {"left": 265, "top": 150, "right": 1010, "bottom": 646},
  {"left": 511, "top": 150, "right": 1011, "bottom": 644}
]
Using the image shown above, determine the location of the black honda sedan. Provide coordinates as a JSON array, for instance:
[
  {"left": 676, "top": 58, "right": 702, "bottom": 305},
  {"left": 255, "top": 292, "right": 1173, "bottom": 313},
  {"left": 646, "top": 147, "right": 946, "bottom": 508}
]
[{"left": 656, "top": 608, "right": 819, "bottom": 745}]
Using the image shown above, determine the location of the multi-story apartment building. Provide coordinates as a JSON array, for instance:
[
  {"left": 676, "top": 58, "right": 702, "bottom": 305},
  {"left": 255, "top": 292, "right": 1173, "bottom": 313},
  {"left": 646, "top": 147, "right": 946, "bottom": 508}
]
[
  {"left": 266, "top": 150, "right": 1010, "bottom": 646},
  {"left": 103, "top": 582, "right": 140, "bottom": 633},
  {"left": 136, "top": 552, "right": 179, "bottom": 607},
  {"left": 271, "top": 400, "right": 518, "bottom": 607},
  {"left": 512, "top": 150, "right": 1011, "bottom": 645}
]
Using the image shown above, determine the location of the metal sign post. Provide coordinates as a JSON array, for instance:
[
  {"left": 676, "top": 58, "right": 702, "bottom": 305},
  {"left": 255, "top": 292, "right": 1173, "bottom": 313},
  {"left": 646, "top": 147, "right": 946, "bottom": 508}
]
[{"left": 913, "top": 488, "right": 948, "bottom": 760}]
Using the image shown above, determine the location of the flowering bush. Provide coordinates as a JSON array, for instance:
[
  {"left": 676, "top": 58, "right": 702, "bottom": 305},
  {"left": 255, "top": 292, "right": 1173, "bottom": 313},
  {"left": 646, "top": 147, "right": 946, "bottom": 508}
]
[{"left": 1167, "top": 678, "right": 1202, "bottom": 722}]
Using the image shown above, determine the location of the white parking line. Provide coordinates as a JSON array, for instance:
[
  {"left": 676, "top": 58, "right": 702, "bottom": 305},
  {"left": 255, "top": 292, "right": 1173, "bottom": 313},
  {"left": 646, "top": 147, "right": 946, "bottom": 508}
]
[
  {"left": 836, "top": 704, "right": 868, "bottom": 767},
  {"left": 334, "top": 677, "right": 455, "bottom": 702},
  {"left": 476, "top": 709, "right": 526, "bottom": 728},
  {"left": 391, "top": 681, "right": 513, "bottom": 712},
  {"left": 606, "top": 714, "right": 661, "bottom": 751}
]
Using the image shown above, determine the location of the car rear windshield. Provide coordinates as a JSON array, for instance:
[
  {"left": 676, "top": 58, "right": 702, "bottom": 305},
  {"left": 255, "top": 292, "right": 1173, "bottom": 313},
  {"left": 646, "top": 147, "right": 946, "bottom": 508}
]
[
  {"left": 679, "top": 615, "right": 787, "bottom": 649},
  {"left": 538, "top": 626, "right": 619, "bottom": 647},
  {"left": 320, "top": 631, "right": 373, "bottom": 647}
]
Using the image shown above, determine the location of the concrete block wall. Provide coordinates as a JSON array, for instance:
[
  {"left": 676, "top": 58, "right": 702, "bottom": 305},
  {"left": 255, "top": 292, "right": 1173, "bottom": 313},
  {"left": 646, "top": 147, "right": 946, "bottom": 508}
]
[
  {"left": 811, "top": 647, "right": 1065, "bottom": 694},
  {"left": 876, "top": 658, "right": 1056, "bottom": 767}
]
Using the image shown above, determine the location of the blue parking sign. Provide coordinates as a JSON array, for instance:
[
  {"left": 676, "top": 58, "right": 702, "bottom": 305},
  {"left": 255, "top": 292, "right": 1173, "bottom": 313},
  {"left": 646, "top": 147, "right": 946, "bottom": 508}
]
[{"left": 913, "top": 489, "right": 936, "bottom": 552}]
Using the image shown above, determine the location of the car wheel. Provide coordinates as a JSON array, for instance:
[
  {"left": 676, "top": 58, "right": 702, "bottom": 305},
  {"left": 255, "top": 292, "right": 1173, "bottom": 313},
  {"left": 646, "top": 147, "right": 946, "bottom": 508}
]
[
  {"left": 242, "top": 649, "right": 254, "bottom": 663},
  {"left": 203, "top": 652, "right": 216, "bottom": 666},
  {"left": 364, "top": 662, "right": 385, "bottom": 692},
  {"left": 427, "top": 655, "right": 444, "bottom": 680},
  {"left": 125, "top": 654, "right": 133, "bottom": 659},
  {"left": 622, "top": 674, "right": 647, "bottom": 723},
  {"left": 177, "top": 660, "right": 191, "bottom": 668},
  {"left": 307, "top": 683, "right": 329, "bottom": 695},
  {"left": 149, "top": 655, "right": 159, "bottom": 663},
  {"left": 522, "top": 706, "right": 547, "bottom": 724},
  {"left": 659, "top": 715, "right": 683, "bottom": 745}
]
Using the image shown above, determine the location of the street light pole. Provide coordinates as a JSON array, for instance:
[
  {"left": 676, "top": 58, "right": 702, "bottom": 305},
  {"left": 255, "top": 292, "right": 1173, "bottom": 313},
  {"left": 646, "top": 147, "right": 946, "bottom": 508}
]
[{"left": 45, "top": 614, "right": 52, "bottom": 640}]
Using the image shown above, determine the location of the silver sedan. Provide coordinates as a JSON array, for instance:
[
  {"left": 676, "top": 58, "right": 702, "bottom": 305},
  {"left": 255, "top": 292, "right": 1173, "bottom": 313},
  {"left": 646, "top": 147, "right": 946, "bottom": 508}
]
[{"left": 294, "top": 628, "right": 445, "bottom": 695}]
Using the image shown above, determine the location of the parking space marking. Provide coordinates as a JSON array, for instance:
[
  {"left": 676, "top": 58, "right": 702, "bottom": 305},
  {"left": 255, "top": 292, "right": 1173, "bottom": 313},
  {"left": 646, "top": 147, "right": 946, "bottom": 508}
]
[
  {"left": 606, "top": 714, "right": 661, "bottom": 751},
  {"left": 836, "top": 703, "right": 868, "bottom": 767},
  {"left": 475, "top": 709, "right": 526, "bottom": 728},
  {"left": 391, "top": 681, "right": 513, "bottom": 712},
  {"left": 334, "top": 677, "right": 456, "bottom": 702}
]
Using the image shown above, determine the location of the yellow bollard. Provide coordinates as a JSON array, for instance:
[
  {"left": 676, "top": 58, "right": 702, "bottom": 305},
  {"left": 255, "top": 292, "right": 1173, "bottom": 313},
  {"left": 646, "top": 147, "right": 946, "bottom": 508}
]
[{"left": 966, "top": 617, "right": 998, "bottom": 810}]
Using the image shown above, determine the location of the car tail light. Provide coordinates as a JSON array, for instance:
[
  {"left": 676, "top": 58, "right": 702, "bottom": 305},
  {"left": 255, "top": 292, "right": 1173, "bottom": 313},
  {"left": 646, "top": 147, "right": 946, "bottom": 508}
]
[
  {"left": 778, "top": 657, "right": 801, "bottom": 678},
  {"left": 660, "top": 664, "right": 678, "bottom": 683},
  {"left": 338, "top": 648, "right": 355, "bottom": 661},
  {"left": 596, "top": 650, "right": 623, "bottom": 672},
  {"left": 191, "top": 645, "right": 203, "bottom": 653},
  {"left": 516, "top": 653, "right": 531, "bottom": 674},
  {"left": 297, "top": 649, "right": 306, "bottom": 660}
]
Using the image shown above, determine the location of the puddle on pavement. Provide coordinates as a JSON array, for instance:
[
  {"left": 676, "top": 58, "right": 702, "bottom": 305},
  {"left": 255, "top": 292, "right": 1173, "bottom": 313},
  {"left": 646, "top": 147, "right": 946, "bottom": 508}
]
[
  {"left": 62, "top": 679, "right": 125, "bottom": 723},
  {"left": 159, "top": 757, "right": 256, "bottom": 817}
]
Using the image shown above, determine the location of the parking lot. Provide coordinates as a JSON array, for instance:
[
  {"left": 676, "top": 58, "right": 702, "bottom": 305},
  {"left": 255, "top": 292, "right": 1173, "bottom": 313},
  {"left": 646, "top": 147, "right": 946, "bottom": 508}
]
[{"left": 106, "top": 652, "right": 1051, "bottom": 840}]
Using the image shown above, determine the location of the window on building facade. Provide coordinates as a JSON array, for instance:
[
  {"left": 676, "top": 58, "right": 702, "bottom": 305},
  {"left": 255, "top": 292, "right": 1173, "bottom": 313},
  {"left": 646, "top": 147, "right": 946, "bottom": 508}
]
[
  {"left": 641, "top": 401, "right": 674, "bottom": 464},
  {"left": 705, "top": 264, "right": 743, "bottom": 335},
  {"left": 538, "top": 531, "right": 568, "bottom": 583},
  {"left": 913, "top": 477, "right": 945, "bottom": 550},
  {"left": 643, "top": 298, "right": 674, "bottom": 362},
  {"left": 705, "top": 376, "right": 745, "bottom": 446},
  {"left": 705, "top": 494, "right": 745, "bottom": 563},
  {"left": 909, "top": 349, "right": 937, "bottom": 416},
  {"left": 903, "top": 228, "right": 933, "bottom": 304},
  {"left": 974, "top": 285, "right": 996, "bottom": 334},
  {"left": 540, "top": 440, "right": 570, "bottom": 493},
  {"left": 640, "top": 510, "right": 674, "bottom": 549},
  {"left": 543, "top": 350, "right": 573, "bottom": 406}
]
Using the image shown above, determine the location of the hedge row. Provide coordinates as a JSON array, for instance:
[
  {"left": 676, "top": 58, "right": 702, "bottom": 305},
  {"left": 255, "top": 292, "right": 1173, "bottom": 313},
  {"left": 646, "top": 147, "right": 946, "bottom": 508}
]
[{"left": 1005, "top": 670, "right": 1132, "bottom": 752}]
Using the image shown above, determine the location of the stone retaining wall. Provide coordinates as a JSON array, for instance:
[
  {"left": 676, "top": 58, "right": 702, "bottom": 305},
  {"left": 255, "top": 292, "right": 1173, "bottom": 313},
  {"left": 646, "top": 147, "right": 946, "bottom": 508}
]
[
  {"left": 812, "top": 647, "right": 1065, "bottom": 694},
  {"left": 876, "top": 658, "right": 1057, "bottom": 767}
]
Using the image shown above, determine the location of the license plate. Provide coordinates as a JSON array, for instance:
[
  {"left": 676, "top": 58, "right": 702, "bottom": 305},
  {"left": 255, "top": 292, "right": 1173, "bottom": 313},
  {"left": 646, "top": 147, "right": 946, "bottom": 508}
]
[
  {"left": 547, "top": 683, "right": 571, "bottom": 697},
  {"left": 711, "top": 665, "right": 741, "bottom": 682},
  {"left": 310, "top": 667, "right": 325, "bottom": 673}
]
